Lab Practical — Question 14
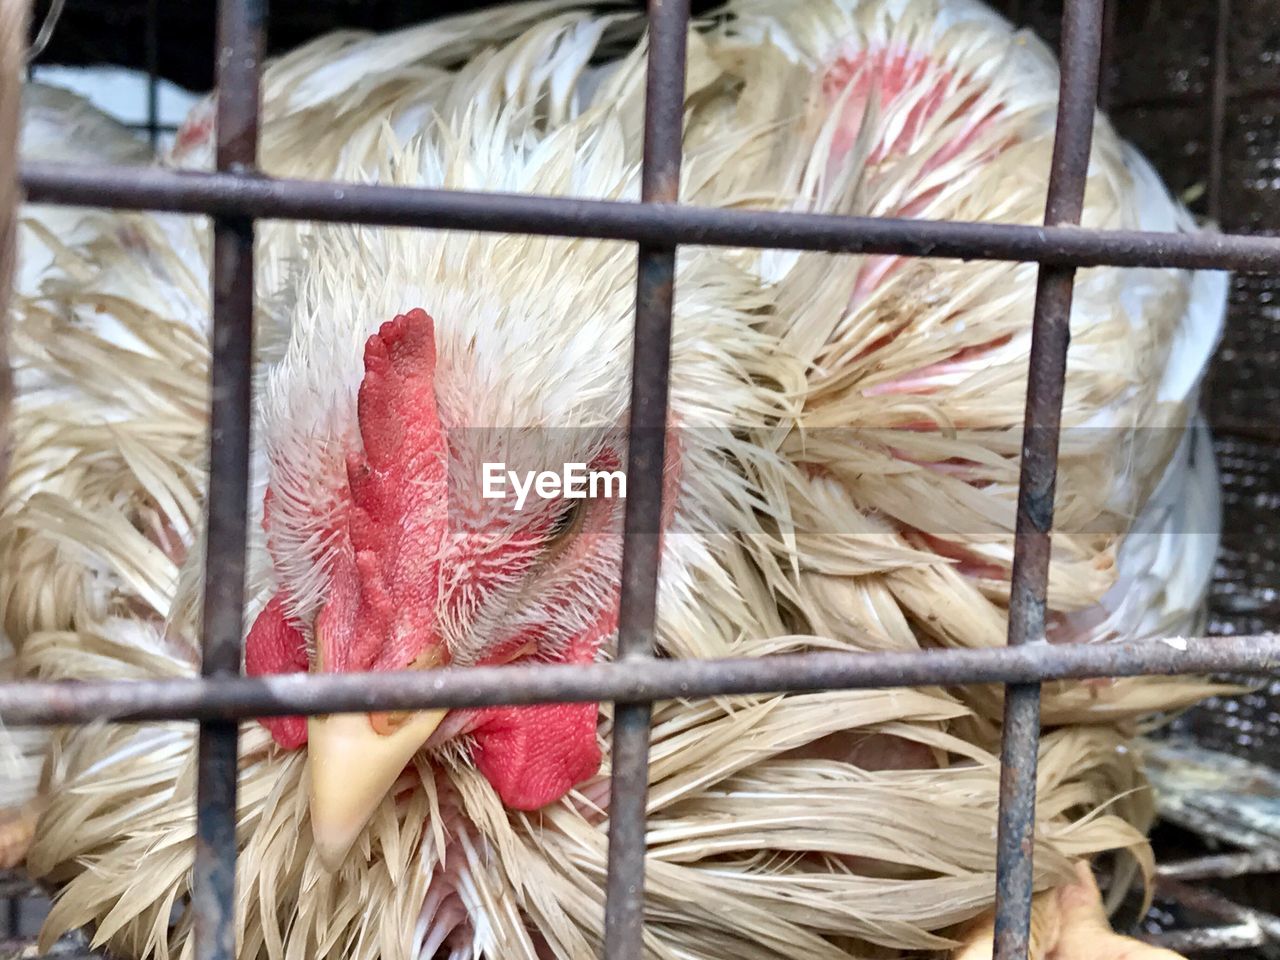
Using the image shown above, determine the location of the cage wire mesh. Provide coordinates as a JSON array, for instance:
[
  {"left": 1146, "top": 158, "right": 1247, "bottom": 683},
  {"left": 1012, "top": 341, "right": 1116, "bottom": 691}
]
[{"left": 4, "top": 0, "right": 1280, "bottom": 956}]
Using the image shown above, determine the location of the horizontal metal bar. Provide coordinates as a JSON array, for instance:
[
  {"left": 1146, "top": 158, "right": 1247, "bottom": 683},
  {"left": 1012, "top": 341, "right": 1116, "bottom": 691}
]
[
  {"left": 1159, "top": 849, "right": 1280, "bottom": 881},
  {"left": 0, "top": 634, "right": 1275, "bottom": 726},
  {"left": 20, "top": 162, "right": 1280, "bottom": 273},
  {"left": 0, "top": 872, "right": 40, "bottom": 898},
  {"left": 1158, "top": 877, "right": 1280, "bottom": 943},
  {"left": 1144, "top": 924, "right": 1267, "bottom": 953},
  {"left": 126, "top": 122, "right": 181, "bottom": 134},
  {"left": 0, "top": 944, "right": 94, "bottom": 960}
]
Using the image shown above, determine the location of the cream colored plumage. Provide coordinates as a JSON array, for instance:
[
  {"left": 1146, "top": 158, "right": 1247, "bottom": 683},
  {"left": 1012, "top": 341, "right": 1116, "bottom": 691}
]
[
  {"left": 0, "top": 0, "right": 31, "bottom": 861},
  {"left": 1, "top": 1, "right": 1230, "bottom": 958}
]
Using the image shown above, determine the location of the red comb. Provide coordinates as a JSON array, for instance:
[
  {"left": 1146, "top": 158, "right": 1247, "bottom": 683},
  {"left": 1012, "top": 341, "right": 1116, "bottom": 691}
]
[{"left": 339, "top": 309, "right": 449, "bottom": 672}]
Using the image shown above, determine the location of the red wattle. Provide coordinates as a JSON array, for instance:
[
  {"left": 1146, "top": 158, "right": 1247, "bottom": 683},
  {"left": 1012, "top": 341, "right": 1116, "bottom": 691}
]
[
  {"left": 470, "top": 701, "right": 602, "bottom": 810},
  {"left": 244, "top": 594, "right": 309, "bottom": 749},
  {"left": 465, "top": 608, "right": 617, "bottom": 809}
]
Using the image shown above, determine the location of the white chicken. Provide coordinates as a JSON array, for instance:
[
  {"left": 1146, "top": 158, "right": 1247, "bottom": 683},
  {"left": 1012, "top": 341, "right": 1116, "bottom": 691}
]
[
  {"left": 1, "top": 1, "right": 1228, "bottom": 959},
  {"left": 0, "top": 73, "right": 160, "bottom": 870},
  {"left": 0, "top": 0, "right": 28, "bottom": 865}
]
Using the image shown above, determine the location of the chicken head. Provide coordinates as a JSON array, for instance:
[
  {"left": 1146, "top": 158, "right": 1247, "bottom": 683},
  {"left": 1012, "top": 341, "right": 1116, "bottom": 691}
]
[{"left": 244, "top": 309, "right": 629, "bottom": 869}]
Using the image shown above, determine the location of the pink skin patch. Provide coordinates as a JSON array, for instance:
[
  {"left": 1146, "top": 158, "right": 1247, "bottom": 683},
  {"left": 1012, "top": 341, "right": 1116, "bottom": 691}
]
[
  {"left": 822, "top": 47, "right": 943, "bottom": 170},
  {"left": 884, "top": 449, "right": 986, "bottom": 480},
  {"left": 862, "top": 334, "right": 1015, "bottom": 397},
  {"left": 820, "top": 47, "right": 1045, "bottom": 600},
  {"left": 245, "top": 309, "right": 680, "bottom": 813},
  {"left": 170, "top": 101, "right": 214, "bottom": 165},
  {"left": 785, "top": 730, "right": 940, "bottom": 872},
  {"left": 914, "top": 532, "right": 1007, "bottom": 581},
  {"left": 822, "top": 45, "right": 1011, "bottom": 358}
]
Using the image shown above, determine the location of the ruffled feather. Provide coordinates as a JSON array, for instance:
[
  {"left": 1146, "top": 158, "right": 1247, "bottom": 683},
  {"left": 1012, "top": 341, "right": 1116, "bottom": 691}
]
[{"left": 3, "top": 1, "right": 1230, "bottom": 957}]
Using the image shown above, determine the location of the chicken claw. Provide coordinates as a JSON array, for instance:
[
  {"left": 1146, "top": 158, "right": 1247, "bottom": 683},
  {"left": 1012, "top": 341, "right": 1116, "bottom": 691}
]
[
  {"left": 0, "top": 801, "right": 38, "bottom": 870},
  {"left": 952, "top": 862, "right": 1186, "bottom": 960}
]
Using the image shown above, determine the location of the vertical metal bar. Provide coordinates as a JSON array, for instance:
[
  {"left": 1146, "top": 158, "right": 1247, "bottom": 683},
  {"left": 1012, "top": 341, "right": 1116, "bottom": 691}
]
[
  {"left": 192, "top": 2, "right": 262, "bottom": 960},
  {"left": 1208, "top": 0, "right": 1230, "bottom": 222},
  {"left": 994, "top": 1, "right": 1104, "bottom": 959},
  {"left": 1097, "top": 0, "right": 1116, "bottom": 112},
  {"left": 602, "top": 0, "right": 689, "bottom": 957},
  {"left": 145, "top": 0, "right": 160, "bottom": 148}
]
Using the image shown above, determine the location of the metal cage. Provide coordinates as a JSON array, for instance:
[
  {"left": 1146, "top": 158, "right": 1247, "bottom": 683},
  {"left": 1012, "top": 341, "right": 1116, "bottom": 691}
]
[{"left": 4, "top": 0, "right": 1280, "bottom": 958}]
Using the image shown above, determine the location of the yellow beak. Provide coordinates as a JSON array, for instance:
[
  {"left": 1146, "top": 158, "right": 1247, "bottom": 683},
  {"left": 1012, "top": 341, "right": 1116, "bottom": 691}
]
[{"left": 307, "top": 709, "right": 446, "bottom": 870}]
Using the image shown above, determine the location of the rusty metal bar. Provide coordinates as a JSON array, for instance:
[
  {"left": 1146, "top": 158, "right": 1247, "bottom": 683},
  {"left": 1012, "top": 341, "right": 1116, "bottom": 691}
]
[
  {"left": 604, "top": 0, "right": 690, "bottom": 956},
  {"left": 1144, "top": 924, "right": 1267, "bottom": 953},
  {"left": 1158, "top": 877, "right": 1280, "bottom": 942},
  {"left": 1, "top": 634, "right": 1276, "bottom": 727},
  {"left": 1159, "top": 849, "right": 1280, "bottom": 881},
  {"left": 127, "top": 122, "right": 181, "bottom": 135},
  {"left": 145, "top": 0, "right": 159, "bottom": 148},
  {"left": 1098, "top": 0, "right": 1116, "bottom": 111},
  {"left": 994, "top": 0, "right": 1105, "bottom": 957},
  {"left": 0, "top": 873, "right": 38, "bottom": 899},
  {"left": 20, "top": 161, "right": 1280, "bottom": 273},
  {"left": 191, "top": 2, "right": 263, "bottom": 960},
  {"left": 1208, "top": 0, "right": 1230, "bottom": 222}
]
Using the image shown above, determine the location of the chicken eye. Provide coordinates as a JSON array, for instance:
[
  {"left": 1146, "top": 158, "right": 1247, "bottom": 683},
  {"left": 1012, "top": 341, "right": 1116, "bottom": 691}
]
[{"left": 547, "top": 498, "right": 585, "bottom": 542}]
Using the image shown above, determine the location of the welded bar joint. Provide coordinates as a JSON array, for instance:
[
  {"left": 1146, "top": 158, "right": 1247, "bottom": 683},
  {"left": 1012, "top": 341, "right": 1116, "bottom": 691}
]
[
  {"left": 994, "top": 0, "right": 1106, "bottom": 957},
  {"left": 604, "top": 1, "right": 691, "bottom": 957},
  {"left": 191, "top": 3, "right": 264, "bottom": 960}
]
